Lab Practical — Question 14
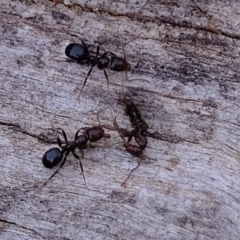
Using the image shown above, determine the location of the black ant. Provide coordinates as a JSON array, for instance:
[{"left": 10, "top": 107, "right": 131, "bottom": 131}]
[
  {"left": 33, "top": 106, "right": 112, "bottom": 195},
  {"left": 112, "top": 98, "right": 151, "bottom": 186},
  {"left": 65, "top": 40, "right": 130, "bottom": 99},
  {"left": 116, "top": 96, "right": 150, "bottom": 150},
  {"left": 123, "top": 99, "right": 151, "bottom": 150},
  {"left": 113, "top": 115, "right": 142, "bottom": 187}
]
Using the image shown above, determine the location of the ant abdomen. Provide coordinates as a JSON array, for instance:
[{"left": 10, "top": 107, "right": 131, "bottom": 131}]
[
  {"left": 123, "top": 143, "right": 143, "bottom": 157},
  {"left": 65, "top": 42, "right": 89, "bottom": 62},
  {"left": 42, "top": 147, "right": 63, "bottom": 169}
]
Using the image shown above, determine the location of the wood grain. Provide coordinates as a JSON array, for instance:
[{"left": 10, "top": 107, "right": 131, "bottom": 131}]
[{"left": 1, "top": 0, "right": 240, "bottom": 239}]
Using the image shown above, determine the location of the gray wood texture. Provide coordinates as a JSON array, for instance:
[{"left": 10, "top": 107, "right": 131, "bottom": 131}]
[{"left": 1, "top": 0, "right": 240, "bottom": 239}]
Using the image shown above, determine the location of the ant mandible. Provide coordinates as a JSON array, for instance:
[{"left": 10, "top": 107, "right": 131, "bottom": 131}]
[
  {"left": 65, "top": 40, "right": 130, "bottom": 99},
  {"left": 33, "top": 105, "right": 113, "bottom": 195}
]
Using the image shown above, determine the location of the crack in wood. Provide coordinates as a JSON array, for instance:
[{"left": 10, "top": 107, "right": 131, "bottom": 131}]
[
  {"left": 68, "top": 2, "right": 240, "bottom": 41},
  {"left": 3, "top": 1, "right": 240, "bottom": 42},
  {"left": 0, "top": 219, "right": 45, "bottom": 239},
  {"left": 0, "top": 120, "right": 58, "bottom": 144}
]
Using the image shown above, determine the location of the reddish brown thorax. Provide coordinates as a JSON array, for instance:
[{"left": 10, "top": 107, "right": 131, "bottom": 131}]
[
  {"left": 85, "top": 126, "right": 110, "bottom": 142},
  {"left": 110, "top": 57, "right": 130, "bottom": 71}
]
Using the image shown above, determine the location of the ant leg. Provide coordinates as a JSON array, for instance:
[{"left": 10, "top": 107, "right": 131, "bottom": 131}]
[
  {"left": 121, "top": 162, "right": 140, "bottom": 187},
  {"left": 112, "top": 114, "right": 132, "bottom": 141},
  {"left": 33, "top": 136, "right": 58, "bottom": 146},
  {"left": 77, "top": 63, "right": 95, "bottom": 99},
  {"left": 32, "top": 153, "right": 68, "bottom": 197},
  {"left": 119, "top": 33, "right": 143, "bottom": 95},
  {"left": 133, "top": 0, "right": 150, "bottom": 21},
  {"left": 120, "top": 32, "right": 142, "bottom": 61},
  {"left": 127, "top": 134, "right": 133, "bottom": 143},
  {"left": 72, "top": 151, "right": 88, "bottom": 189},
  {"left": 79, "top": 149, "right": 84, "bottom": 158},
  {"left": 81, "top": 40, "right": 89, "bottom": 50},
  {"left": 74, "top": 129, "right": 82, "bottom": 140},
  {"left": 61, "top": 129, "right": 68, "bottom": 143},
  {"left": 103, "top": 69, "right": 110, "bottom": 89},
  {"left": 96, "top": 101, "right": 117, "bottom": 126},
  {"left": 77, "top": 44, "right": 99, "bottom": 99},
  {"left": 65, "top": 59, "right": 75, "bottom": 63},
  {"left": 120, "top": 36, "right": 128, "bottom": 97},
  {"left": 96, "top": 45, "right": 100, "bottom": 57},
  {"left": 57, "top": 137, "right": 62, "bottom": 148},
  {"left": 112, "top": 113, "right": 136, "bottom": 151},
  {"left": 113, "top": 115, "right": 124, "bottom": 142}
]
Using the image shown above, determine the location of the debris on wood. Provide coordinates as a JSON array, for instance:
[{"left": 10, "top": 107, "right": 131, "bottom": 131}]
[{"left": 53, "top": 0, "right": 71, "bottom": 6}]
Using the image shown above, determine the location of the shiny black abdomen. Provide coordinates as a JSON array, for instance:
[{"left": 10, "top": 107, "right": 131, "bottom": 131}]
[
  {"left": 42, "top": 147, "right": 63, "bottom": 168},
  {"left": 65, "top": 43, "right": 89, "bottom": 62}
]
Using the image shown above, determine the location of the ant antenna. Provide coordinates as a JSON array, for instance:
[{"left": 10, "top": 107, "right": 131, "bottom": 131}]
[
  {"left": 71, "top": 151, "right": 88, "bottom": 189},
  {"left": 120, "top": 39, "right": 126, "bottom": 97},
  {"left": 121, "top": 162, "right": 140, "bottom": 187},
  {"left": 78, "top": 159, "right": 88, "bottom": 189},
  {"left": 119, "top": 33, "right": 143, "bottom": 98},
  {"left": 112, "top": 114, "right": 127, "bottom": 142},
  {"left": 96, "top": 101, "right": 117, "bottom": 126},
  {"left": 103, "top": 69, "right": 110, "bottom": 90}
]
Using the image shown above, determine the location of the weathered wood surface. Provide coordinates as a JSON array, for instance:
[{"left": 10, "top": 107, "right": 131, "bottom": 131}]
[{"left": 1, "top": 0, "right": 240, "bottom": 239}]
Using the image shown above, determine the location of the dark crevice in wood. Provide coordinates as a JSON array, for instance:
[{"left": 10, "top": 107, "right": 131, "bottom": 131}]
[
  {"left": 0, "top": 121, "right": 39, "bottom": 139},
  {"left": 103, "top": 125, "right": 199, "bottom": 145},
  {"left": 3, "top": 1, "right": 240, "bottom": 42},
  {"left": 0, "top": 218, "right": 45, "bottom": 239},
  {"left": 0, "top": 120, "right": 58, "bottom": 144},
  {"left": 72, "top": 3, "right": 240, "bottom": 41}
]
